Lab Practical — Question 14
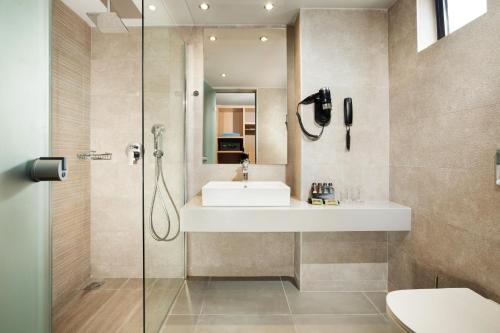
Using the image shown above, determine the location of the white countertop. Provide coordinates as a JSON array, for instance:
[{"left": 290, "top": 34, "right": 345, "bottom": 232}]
[{"left": 180, "top": 196, "right": 411, "bottom": 232}]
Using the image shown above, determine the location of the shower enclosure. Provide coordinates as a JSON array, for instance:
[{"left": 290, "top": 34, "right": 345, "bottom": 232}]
[
  {"left": 52, "top": 0, "right": 188, "bottom": 331},
  {"left": 143, "top": 11, "right": 188, "bottom": 331}
]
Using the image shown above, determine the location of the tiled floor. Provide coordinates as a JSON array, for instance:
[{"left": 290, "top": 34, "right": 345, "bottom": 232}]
[
  {"left": 53, "top": 278, "right": 183, "bottom": 333},
  {"left": 161, "top": 278, "right": 402, "bottom": 333}
]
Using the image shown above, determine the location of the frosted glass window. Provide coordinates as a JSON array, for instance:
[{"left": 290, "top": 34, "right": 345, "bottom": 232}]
[{"left": 447, "top": 0, "right": 487, "bottom": 33}]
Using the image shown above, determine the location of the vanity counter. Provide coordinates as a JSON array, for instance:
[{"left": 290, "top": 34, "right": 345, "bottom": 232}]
[{"left": 180, "top": 196, "right": 411, "bottom": 232}]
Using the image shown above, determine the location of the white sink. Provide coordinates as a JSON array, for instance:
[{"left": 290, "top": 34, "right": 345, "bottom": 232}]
[{"left": 202, "top": 181, "right": 291, "bottom": 207}]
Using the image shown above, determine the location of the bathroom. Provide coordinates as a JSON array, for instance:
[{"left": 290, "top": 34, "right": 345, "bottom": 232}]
[{"left": 0, "top": 0, "right": 499, "bottom": 332}]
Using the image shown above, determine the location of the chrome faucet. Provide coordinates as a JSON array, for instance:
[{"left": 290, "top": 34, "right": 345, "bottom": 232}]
[{"left": 241, "top": 154, "right": 250, "bottom": 181}]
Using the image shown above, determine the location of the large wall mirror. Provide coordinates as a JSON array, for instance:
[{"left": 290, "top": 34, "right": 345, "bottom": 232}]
[{"left": 202, "top": 27, "right": 287, "bottom": 165}]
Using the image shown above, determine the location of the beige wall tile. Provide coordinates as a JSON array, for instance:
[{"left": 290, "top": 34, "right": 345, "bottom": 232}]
[
  {"left": 187, "top": 233, "right": 294, "bottom": 277},
  {"left": 389, "top": 0, "right": 500, "bottom": 302},
  {"left": 51, "top": 0, "right": 91, "bottom": 309}
]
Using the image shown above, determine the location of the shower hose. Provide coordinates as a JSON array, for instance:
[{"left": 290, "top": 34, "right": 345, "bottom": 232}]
[{"left": 149, "top": 146, "right": 180, "bottom": 242}]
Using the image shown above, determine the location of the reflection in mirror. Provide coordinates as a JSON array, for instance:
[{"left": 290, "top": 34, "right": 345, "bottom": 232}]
[{"left": 202, "top": 27, "right": 287, "bottom": 165}]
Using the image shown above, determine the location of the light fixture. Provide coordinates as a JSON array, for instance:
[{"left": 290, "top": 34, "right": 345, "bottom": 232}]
[
  {"left": 260, "top": 36, "right": 269, "bottom": 42},
  {"left": 148, "top": 4, "right": 157, "bottom": 11},
  {"left": 199, "top": 3, "right": 210, "bottom": 10},
  {"left": 209, "top": 35, "right": 217, "bottom": 41},
  {"left": 221, "top": 73, "right": 227, "bottom": 78},
  {"left": 264, "top": 3, "right": 274, "bottom": 11}
]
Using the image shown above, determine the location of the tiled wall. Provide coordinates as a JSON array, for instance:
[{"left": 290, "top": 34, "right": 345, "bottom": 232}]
[
  {"left": 143, "top": 27, "right": 186, "bottom": 278},
  {"left": 292, "top": 9, "right": 391, "bottom": 291},
  {"left": 51, "top": 0, "right": 91, "bottom": 308},
  {"left": 184, "top": 28, "right": 293, "bottom": 277},
  {"left": 388, "top": 0, "right": 500, "bottom": 301},
  {"left": 297, "top": 9, "right": 390, "bottom": 201},
  {"left": 90, "top": 28, "right": 143, "bottom": 278}
]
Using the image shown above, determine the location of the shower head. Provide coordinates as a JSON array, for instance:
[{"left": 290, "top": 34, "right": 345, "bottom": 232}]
[
  {"left": 87, "top": 0, "right": 128, "bottom": 34},
  {"left": 152, "top": 124, "right": 166, "bottom": 138}
]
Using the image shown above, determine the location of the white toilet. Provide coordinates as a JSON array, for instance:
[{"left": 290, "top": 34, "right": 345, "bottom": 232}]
[{"left": 386, "top": 288, "right": 500, "bottom": 333}]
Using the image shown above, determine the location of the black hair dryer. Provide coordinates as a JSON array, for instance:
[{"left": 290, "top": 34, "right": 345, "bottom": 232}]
[
  {"left": 296, "top": 87, "right": 332, "bottom": 141},
  {"left": 344, "top": 98, "right": 353, "bottom": 151}
]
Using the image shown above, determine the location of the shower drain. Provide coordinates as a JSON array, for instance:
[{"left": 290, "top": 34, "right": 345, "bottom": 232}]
[{"left": 83, "top": 281, "right": 104, "bottom": 291}]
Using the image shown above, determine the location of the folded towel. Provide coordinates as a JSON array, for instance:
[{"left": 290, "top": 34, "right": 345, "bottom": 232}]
[{"left": 221, "top": 132, "right": 241, "bottom": 137}]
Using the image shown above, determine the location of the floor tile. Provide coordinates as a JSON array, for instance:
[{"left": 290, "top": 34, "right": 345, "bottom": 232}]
[
  {"left": 293, "top": 315, "right": 402, "bottom": 333},
  {"left": 170, "top": 280, "right": 208, "bottom": 315},
  {"left": 283, "top": 281, "right": 377, "bottom": 315},
  {"left": 364, "top": 292, "right": 387, "bottom": 314},
  {"left": 78, "top": 290, "right": 142, "bottom": 333},
  {"left": 102, "top": 278, "right": 128, "bottom": 290},
  {"left": 153, "top": 277, "right": 185, "bottom": 290},
  {"left": 196, "top": 315, "right": 296, "bottom": 333},
  {"left": 146, "top": 286, "right": 180, "bottom": 332},
  {"left": 53, "top": 289, "right": 116, "bottom": 333},
  {"left": 202, "top": 280, "right": 290, "bottom": 315},
  {"left": 160, "top": 315, "right": 198, "bottom": 333},
  {"left": 123, "top": 278, "right": 144, "bottom": 290}
]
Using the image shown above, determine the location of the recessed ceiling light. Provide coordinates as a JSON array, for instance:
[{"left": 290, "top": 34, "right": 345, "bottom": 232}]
[
  {"left": 199, "top": 3, "right": 210, "bottom": 10},
  {"left": 264, "top": 3, "right": 274, "bottom": 11},
  {"left": 260, "top": 36, "right": 269, "bottom": 42},
  {"left": 148, "top": 4, "right": 156, "bottom": 11},
  {"left": 221, "top": 73, "right": 227, "bottom": 78},
  {"left": 209, "top": 35, "right": 217, "bottom": 41}
]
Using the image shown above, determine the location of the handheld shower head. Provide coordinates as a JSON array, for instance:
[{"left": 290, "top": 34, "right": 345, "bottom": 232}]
[
  {"left": 152, "top": 124, "right": 166, "bottom": 158},
  {"left": 151, "top": 124, "right": 165, "bottom": 138}
]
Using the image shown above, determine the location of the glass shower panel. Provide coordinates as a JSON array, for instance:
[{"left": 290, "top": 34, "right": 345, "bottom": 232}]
[
  {"left": 143, "top": 11, "right": 188, "bottom": 332},
  {"left": 0, "top": 1, "right": 51, "bottom": 332}
]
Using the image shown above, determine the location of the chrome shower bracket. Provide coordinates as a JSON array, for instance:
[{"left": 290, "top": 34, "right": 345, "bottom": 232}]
[{"left": 127, "top": 143, "right": 143, "bottom": 165}]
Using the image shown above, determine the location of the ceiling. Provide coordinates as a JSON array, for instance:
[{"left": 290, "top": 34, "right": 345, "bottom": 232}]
[
  {"left": 204, "top": 28, "right": 287, "bottom": 89},
  {"left": 64, "top": 0, "right": 397, "bottom": 27}
]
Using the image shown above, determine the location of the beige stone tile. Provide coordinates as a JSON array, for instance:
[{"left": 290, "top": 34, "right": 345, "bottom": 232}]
[
  {"left": 187, "top": 233, "right": 294, "bottom": 277},
  {"left": 160, "top": 315, "right": 198, "bottom": 333},
  {"left": 170, "top": 280, "right": 208, "bottom": 315},
  {"left": 300, "top": 280, "right": 387, "bottom": 293},
  {"left": 196, "top": 315, "right": 296, "bottom": 333},
  {"left": 302, "top": 232, "right": 388, "bottom": 264},
  {"left": 388, "top": 0, "right": 416, "bottom": 44},
  {"left": 146, "top": 287, "right": 179, "bottom": 332},
  {"left": 201, "top": 280, "right": 289, "bottom": 315},
  {"left": 363, "top": 292, "right": 387, "bottom": 314},
  {"left": 293, "top": 314, "right": 400, "bottom": 333},
  {"left": 283, "top": 281, "right": 377, "bottom": 315}
]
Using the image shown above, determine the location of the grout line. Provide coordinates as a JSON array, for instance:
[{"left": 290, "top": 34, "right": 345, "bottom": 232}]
[
  {"left": 280, "top": 277, "right": 293, "bottom": 316},
  {"left": 198, "top": 277, "right": 210, "bottom": 316},
  {"left": 362, "top": 291, "right": 384, "bottom": 316}
]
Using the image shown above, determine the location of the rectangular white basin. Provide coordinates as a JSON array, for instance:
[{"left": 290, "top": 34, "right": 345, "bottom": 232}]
[{"left": 202, "top": 181, "right": 291, "bottom": 207}]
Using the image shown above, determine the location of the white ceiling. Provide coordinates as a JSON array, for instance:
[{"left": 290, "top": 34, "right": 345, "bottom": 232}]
[
  {"left": 64, "top": 0, "right": 397, "bottom": 27},
  {"left": 204, "top": 28, "right": 287, "bottom": 88},
  {"left": 179, "top": 0, "right": 397, "bottom": 26}
]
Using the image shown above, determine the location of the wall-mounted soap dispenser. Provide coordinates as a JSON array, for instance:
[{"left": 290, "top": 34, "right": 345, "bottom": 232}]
[{"left": 496, "top": 150, "right": 500, "bottom": 186}]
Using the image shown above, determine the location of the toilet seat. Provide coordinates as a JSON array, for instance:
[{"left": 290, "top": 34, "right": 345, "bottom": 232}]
[{"left": 386, "top": 288, "right": 500, "bottom": 333}]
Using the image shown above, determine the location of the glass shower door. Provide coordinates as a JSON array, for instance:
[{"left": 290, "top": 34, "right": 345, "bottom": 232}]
[
  {"left": 143, "top": 8, "right": 188, "bottom": 332},
  {"left": 0, "top": 1, "right": 51, "bottom": 332}
]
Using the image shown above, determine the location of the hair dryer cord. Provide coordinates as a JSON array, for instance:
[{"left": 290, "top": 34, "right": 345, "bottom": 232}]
[{"left": 296, "top": 103, "right": 324, "bottom": 141}]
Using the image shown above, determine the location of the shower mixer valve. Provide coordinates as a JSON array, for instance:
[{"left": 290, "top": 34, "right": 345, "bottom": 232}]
[{"left": 127, "top": 143, "right": 142, "bottom": 165}]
